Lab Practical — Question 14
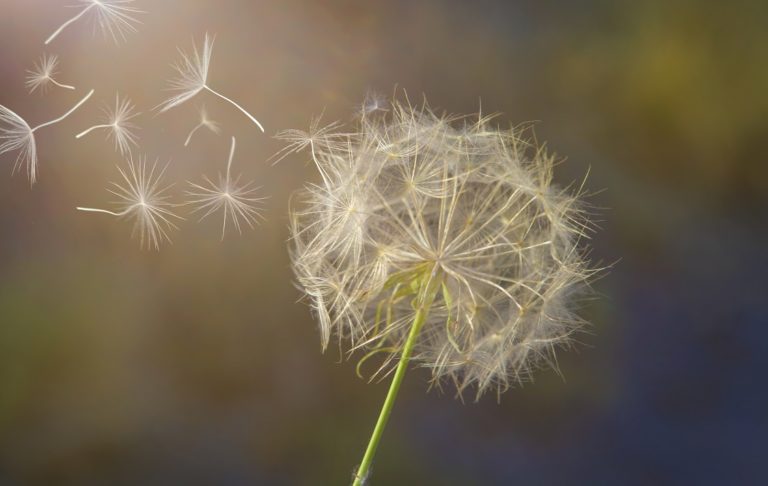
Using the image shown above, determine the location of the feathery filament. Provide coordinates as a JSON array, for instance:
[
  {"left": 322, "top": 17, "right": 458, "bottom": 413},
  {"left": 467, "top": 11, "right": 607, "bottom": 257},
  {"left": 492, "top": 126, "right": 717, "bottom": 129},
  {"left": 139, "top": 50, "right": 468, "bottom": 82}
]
[
  {"left": 157, "top": 33, "right": 265, "bottom": 132},
  {"left": 25, "top": 54, "right": 76, "bottom": 94},
  {"left": 76, "top": 155, "right": 180, "bottom": 250},
  {"left": 186, "top": 136, "right": 266, "bottom": 239},
  {"left": 45, "top": 0, "right": 144, "bottom": 45},
  {"left": 0, "top": 89, "right": 94, "bottom": 184},
  {"left": 76, "top": 93, "right": 140, "bottom": 157}
]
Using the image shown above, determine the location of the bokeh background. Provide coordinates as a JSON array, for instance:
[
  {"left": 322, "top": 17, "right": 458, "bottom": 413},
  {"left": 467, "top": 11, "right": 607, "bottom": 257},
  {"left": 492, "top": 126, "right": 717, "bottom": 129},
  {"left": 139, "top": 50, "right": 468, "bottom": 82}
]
[{"left": 1, "top": 0, "right": 766, "bottom": 485}]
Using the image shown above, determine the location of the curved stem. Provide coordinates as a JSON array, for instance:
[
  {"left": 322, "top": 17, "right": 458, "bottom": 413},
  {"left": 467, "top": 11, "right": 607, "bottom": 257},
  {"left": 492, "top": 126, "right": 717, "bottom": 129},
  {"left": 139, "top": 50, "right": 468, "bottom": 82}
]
[
  {"left": 226, "top": 136, "right": 236, "bottom": 181},
  {"left": 76, "top": 206, "right": 131, "bottom": 217},
  {"left": 51, "top": 78, "right": 76, "bottom": 90},
  {"left": 205, "top": 86, "right": 265, "bottom": 132},
  {"left": 76, "top": 124, "right": 110, "bottom": 139},
  {"left": 352, "top": 306, "right": 429, "bottom": 486},
  {"left": 33, "top": 89, "right": 94, "bottom": 132},
  {"left": 184, "top": 123, "right": 203, "bottom": 147},
  {"left": 45, "top": 4, "right": 94, "bottom": 45}
]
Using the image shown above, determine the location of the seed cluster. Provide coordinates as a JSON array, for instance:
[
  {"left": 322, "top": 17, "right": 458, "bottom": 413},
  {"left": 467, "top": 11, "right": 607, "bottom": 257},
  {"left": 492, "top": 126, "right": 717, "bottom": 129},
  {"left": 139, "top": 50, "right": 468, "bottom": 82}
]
[{"left": 289, "top": 99, "right": 596, "bottom": 398}]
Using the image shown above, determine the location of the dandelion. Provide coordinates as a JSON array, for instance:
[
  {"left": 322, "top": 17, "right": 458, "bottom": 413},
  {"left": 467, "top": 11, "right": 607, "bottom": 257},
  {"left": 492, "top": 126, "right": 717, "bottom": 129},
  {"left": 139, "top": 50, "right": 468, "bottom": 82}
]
[
  {"left": 184, "top": 105, "right": 221, "bottom": 147},
  {"left": 0, "top": 89, "right": 94, "bottom": 184},
  {"left": 77, "top": 155, "right": 180, "bottom": 250},
  {"left": 156, "top": 33, "right": 265, "bottom": 132},
  {"left": 45, "top": 0, "right": 144, "bottom": 45},
  {"left": 76, "top": 93, "right": 140, "bottom": 156},
  {"left": 287, "top": 97, "right": 598, "bottom": 485},
  {"left": 25, "top": 54, "right": 76, "bottom": 94},
  {"left": 186, "top": 136, "right": 265, "bottom": 239}
]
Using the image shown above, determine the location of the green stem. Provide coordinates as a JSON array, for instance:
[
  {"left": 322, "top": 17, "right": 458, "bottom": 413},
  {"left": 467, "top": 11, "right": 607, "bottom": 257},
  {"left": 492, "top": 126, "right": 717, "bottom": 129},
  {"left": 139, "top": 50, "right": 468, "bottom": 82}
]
[{"left": 352, "top": 306, "right": 429, "bottom": 486}]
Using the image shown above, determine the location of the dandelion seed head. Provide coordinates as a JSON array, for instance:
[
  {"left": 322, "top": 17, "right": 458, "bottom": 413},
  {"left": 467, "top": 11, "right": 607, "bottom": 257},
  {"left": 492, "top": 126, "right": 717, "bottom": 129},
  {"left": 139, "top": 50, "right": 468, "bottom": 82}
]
[
  {"left": 106, "top": 94, "right": 140, "bottom": 155},
  {"left": 0, "top": 106, "right": 36, "bottom": 182},
  {"left": 25, "top": 54, "right": 74, "bottom": 94},
  {"left": 288, "top": 98, "right": 598, "bottom": 399},
  {"left": 45, "top": 0, "right": 143, "bottom": 45},
  {"left": 186, "top": 137, "right": 266, "bottom": 240},
  {"left": 156, "top": 34, "right": 264, "bottom": 131},
  {"left": 157, "top": 33, "right": 213, "bottom": 113},
  {"left": 198, "top": 105, "right": 221, "bottom": 134},
  {"left": 84, "top": 0, "right": 143, "bottom": 43},
  {"left": 112, "top": 156, "right": 179, "bottom": 250},
  {"left": 83, "top": 0, "right": 142, "bottom": 43},
  {"left": 91, "top": 93, "right": 140, "bottom": 156},
  {"left": 2, "top": 90, "right": 93, "bottom": 185},
  {"left": 358, "top": 90, "right": 389, "bottom": 118},
  {"left": 272, "top": 116, "right": 349, "bottom": 166},
  {"left": 77, "top": 156, "right": 179, "bottom": 250}
]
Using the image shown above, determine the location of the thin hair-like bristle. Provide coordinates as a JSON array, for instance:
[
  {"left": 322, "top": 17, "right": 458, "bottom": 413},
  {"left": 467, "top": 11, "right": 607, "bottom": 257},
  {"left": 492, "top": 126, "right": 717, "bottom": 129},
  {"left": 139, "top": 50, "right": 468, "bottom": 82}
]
[
  {"left": 45, "top": 0, "right": 144, "bottom": 45},
  {"left": 76, "top": 155, "right": 181, "bottom": 250},
  {"left": 156, "top": 33, "right": 265, "bottom": 132},
  {"left": 185, "top": 136, "right": 266, "bottom": 240},
  {"left": 76, "top": 93, "right": 140, "bottom": 157},
  {"left": 1, "top": 89, "right": 94, "bottom": 184},
  {"left": 25, "top": 54, "right": 76, "bottom": 94}
]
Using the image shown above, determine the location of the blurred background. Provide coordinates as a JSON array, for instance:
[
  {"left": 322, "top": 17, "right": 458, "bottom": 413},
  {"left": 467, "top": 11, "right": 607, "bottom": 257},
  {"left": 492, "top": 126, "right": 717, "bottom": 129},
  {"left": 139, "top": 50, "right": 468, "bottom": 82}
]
[{"left": 0, "top": 0, "right": 766, "bottom": 484}]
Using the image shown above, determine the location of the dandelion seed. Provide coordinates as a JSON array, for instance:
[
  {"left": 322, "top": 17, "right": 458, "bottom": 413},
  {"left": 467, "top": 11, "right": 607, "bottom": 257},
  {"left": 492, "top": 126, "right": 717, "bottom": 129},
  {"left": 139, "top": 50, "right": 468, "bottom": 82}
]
[
  {"left": 156, "top": 33, "right": 265, "bottom": 132},
  {"left": 357, "top": 90, "right": 389, "bottom": 118},
  {"left": 286, "top": 97, "right": 600, "bottom": 485},
  {"left": 76, "top": 93, "right": 140, "bottom": 156},
  {"left": 25, "top": 54, "right": 76, "bottom": 94},
  {"left": 0, "top": 89, "right": 94, "bottom": 184},
  {"left": 45, "top": 0, "right": 144, "bottom": 45},
  {"left": 184, "top": 105, "right": 221, "bottom": 147},
  {"left": 186, "top": 136, "right": 266, "bottom": 240},
  {"left": 77, "top": 155, "right": 180, "bottom": 250},
  {"left": 271, "top": 116, "right": 349, "bottom": 171}
]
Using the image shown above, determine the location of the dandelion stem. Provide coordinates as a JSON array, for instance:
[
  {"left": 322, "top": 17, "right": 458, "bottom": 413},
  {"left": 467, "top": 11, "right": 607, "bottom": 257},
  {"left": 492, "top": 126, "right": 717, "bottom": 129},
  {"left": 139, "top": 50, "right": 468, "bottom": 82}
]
[
  {"left": 76, "top": 124, "right": 111, "bottom": 139},
  {"left": 184, "top": 124, "right": 202, "bottom": 147},
  {"left": 50, "top": 78, "right": 76, "bottom": 90},
  {"left": 353, "top": 304, "right": 430, "bottom": 486},
  {"left": 33, "top": 89, "right": 94, "bottom": 132},
  {"left": 204, "top": 86, "right": 265, "bottom": 132},
  {"left": 226, "top": 136, "right": 236, "bottom": 181},
  {"left": 76, "top": 206, "right": 132, "bottom": 217},
  {"left": 45, "top": 3, "right": 95, "bottom": 45}
]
